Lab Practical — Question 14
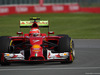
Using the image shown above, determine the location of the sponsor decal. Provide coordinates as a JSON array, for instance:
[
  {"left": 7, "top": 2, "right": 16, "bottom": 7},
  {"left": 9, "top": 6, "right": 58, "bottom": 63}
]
[
  {"left": 0, "top": 8, "right": 9, "bottom": 13},
  {"left": 21, "top": 22, "right": 25, "bottom": 24},
  {"left": 69, "top": 5, "right": 79, "bottom": 11},
  {"left": 32, "top": 45, "right": 41, "bottom": 50},
  {"left": 21, "top": 21, "right": 32, "bottom": 25},
  {"left": 33, "top": 40, "right": 40, "bottom": 43},
  {"left": 33, "top": 50, "right": 40, "bottom": 52},
  {"left": 55, "top": 54, "right": 61, "bottom": 58},
  {"left": 26, "top": 21, "right": 32, "bottom": 24},
  {"left": 37, "top": 21, "right": 48, "bottom": 25},
  {"left": 11, "top": 55, "right": 18, "bottom": 58},
  {"left": 20, "top": 21, "right": 48, "bottom": 25},
  {"left": 52, "top": 5, "right": 64, "bottom": 11},
  {"left": 48, "top": 52, "right": 51, "bottom": 58},
  {"left": 16, "top": 6, "right": 28, "bottom": 13},
  {"left": 34, "top": 6, "right": 46, "bottom": 12},
  {"left": 32, "top": 44, "right": 40, "bottom": 48},
  {"left": 32, "top": 45, "right": 41, "bottom": 52}
]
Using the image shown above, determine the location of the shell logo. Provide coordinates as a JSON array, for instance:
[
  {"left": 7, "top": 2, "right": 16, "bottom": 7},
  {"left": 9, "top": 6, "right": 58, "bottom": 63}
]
[
  {"left": 33, "top": 50, "right": 41, "bottom": 52},
  {"left": 32, "top": 44, "right": 40, "bottom": 48},
  {"left": 6, "top": 54, "right": 10, "bottom": 56},
  {"left": 64, "top": 53, "right": 67, "bottom": 56}
]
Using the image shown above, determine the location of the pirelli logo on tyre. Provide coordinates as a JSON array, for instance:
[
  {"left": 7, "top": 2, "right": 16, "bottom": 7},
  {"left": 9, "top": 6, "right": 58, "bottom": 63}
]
[{"left": 70, "top": 39, "right": 72, "bottom": 49}]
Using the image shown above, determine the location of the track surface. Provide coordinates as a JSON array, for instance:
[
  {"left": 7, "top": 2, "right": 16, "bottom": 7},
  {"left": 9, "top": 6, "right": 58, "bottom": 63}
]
[{"left": 0, "top": 39, "right": 100, "bottom": 75}]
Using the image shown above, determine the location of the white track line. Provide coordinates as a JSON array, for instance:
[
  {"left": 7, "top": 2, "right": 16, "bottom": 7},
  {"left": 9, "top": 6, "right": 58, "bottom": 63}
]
[
  {"left": 0, "top": 67, "right": 100, "bottom": 71},
  {"left": 85, "top": 73, "right": 100, "bottom": 75}
]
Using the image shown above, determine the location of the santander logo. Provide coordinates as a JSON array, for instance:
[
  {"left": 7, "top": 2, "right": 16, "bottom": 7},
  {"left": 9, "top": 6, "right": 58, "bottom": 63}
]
[
  {"left": 0, "top": 8, "right": 9, "bottom": 13},
  {"left": 69, "top": 4, "right": 79, "bottom": 11},
  {"left": 16, "top": 6, "right": 28, "bottom": 13},
  {"left": 34, "top": 6, "right": 46, "bottom": 12},
  {"left": 52, "top": 5, "right": 64, "bottom": 11}
]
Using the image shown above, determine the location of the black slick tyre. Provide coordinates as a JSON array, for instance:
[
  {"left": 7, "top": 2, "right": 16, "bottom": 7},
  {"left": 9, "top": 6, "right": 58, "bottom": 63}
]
[
  {"left": 0, "top": 36, "right": 11, "bottom": 66},
  {"left": 57, "top": 34, "right": 71, "bottom": 52},
  {"left": 57, "top": 34, "right": 75, "bottom": 64}
]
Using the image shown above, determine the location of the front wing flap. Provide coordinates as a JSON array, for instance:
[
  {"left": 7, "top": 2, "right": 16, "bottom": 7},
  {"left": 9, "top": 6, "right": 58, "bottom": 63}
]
[
  {"left": 3, "top": 50, "right": 69, "bottom": 61},
  {"left": 47, "top": 50, "right": 69, "bottom": 60},
  {"left": 4, "top": 50, "right": 24, "bottom": 60}
]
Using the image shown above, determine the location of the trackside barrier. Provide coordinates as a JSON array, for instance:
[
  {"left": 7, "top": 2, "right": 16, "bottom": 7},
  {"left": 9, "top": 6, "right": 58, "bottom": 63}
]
[
  {"left": 80, "top": 7, "right": 100, "bottom": 13},
  {"left": 0, "top": 4, "right": 80, "bottom": 16},
  {"left": 0, "top": 4, "right": 100, "bottom": 16}
]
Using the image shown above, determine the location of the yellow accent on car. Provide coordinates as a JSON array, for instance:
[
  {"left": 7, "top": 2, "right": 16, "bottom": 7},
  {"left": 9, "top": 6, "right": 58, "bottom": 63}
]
[
  {"left": 64, "top": 53, "right": 67, "bottom": 56},
  {"left": 20, "top": 20, "right": 48, "bottom": 26},
  {"left": 10, "top": 40, "right": 13, "bottom": 46},
  {"left": 30, "top": 17, "right": 40, "bottom": 20},
  {"left": 6, "top": 54, "right": 10, "bottom": 56},
  {"left": 70, "top": 39, "right": 72, "bottom": 49},
  {"left": 32, "top": 45, "right": 40, "bottom": 48}
]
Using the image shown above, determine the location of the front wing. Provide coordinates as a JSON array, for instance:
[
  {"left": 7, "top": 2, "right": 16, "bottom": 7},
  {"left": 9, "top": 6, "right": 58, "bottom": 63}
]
[{"left": 2, "top": 50, "right": 69, "bottom": 62}]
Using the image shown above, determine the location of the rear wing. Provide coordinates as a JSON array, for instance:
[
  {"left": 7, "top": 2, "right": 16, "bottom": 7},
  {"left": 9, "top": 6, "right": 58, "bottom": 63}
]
[{"left": 20, "top": 20, "right": 49, "bottom": 28}]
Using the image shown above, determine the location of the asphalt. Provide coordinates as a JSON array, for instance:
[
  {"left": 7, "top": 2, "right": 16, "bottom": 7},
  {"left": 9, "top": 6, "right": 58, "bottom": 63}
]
[{"left": 0, "top": 39, "right": 100, "bottom": 75}]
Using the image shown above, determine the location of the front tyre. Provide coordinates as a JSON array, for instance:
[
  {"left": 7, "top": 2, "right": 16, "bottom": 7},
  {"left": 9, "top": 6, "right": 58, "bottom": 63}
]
[
  {"left": 57, "top": 34, "right": 75, "bottom": 64},
  {"left": 0, "top": 36, "right": 11, "bottom": 66}
]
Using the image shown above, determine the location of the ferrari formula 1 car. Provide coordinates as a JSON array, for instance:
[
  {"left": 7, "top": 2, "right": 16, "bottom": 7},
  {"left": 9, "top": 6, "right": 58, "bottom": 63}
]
[{"left": 0, "top": 17, "right": 75, "bottom": 66}]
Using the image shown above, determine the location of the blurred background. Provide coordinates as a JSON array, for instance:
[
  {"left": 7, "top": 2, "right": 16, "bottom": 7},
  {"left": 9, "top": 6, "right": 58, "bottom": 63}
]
[
  {"left": 0, "top": 0, "right": 100, "bottom": 39},
  {"left": 0, "top": 0, "right": 100, "bottom": 7}
]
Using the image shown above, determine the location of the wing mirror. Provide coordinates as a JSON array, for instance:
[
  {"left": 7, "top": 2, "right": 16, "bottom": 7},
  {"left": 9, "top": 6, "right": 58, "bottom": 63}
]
[
  {"left": 48, "top": 31, "right": 54, "bottom": 36},
  {"left": 17, "top": 32, "right": 23, "bottom": 36}
]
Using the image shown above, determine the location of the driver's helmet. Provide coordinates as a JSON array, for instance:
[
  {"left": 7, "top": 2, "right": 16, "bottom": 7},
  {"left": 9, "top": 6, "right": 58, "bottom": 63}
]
[{"left": 29, "top": 28, "right": 40, "bottom": 36}]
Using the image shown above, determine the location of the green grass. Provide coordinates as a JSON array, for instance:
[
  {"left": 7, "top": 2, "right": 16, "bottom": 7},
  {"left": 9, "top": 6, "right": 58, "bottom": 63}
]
[{"left": 0, "top": 13, "right": 100, "bottom": 39}]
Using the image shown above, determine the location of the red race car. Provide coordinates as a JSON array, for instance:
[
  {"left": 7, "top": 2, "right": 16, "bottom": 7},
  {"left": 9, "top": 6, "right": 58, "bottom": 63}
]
[{"left": 0, "top": 17, "right": 75, "bottom": 66}]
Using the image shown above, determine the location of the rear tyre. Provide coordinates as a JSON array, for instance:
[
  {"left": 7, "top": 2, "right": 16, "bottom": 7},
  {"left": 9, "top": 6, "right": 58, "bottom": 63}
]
[
  {"left": 57, "top": 34, "right": 75, "bottom": 64},
  {"left": 0, "top": 36, "right": 11, "bottom": 66}
]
